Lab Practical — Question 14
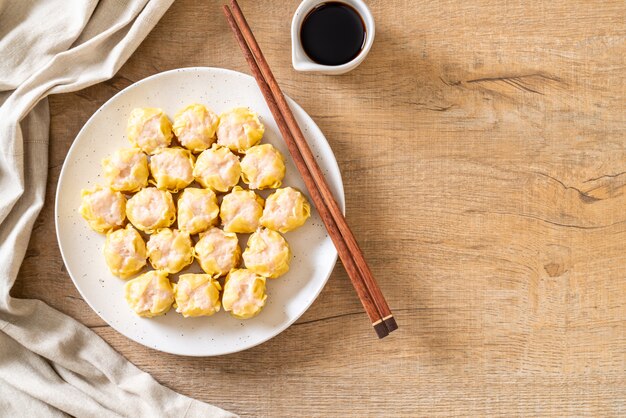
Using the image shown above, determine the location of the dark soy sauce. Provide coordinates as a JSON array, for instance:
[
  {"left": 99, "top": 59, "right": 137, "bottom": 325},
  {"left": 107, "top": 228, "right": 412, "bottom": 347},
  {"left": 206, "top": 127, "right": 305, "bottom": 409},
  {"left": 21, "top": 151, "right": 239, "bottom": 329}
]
[{"left": 300, "top": 2, "right": 366, "bottom": 66}]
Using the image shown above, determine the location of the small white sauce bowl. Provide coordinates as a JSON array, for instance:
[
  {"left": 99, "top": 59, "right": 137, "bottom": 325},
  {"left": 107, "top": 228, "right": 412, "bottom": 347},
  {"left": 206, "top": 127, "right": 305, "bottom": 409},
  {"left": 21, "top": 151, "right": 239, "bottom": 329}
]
[{"left": 291, "top": 0, "right": 375, "bottom": 75}]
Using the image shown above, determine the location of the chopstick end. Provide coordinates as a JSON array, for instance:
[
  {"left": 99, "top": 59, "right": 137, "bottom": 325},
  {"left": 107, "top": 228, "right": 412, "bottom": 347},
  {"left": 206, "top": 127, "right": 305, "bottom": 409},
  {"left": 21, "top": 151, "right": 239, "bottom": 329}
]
[
  {"left": 373, "top": 321, "right": 389, "bottom": 339},
  {"left": 383, "top": 315, "right": 398, "bottom": 333}
]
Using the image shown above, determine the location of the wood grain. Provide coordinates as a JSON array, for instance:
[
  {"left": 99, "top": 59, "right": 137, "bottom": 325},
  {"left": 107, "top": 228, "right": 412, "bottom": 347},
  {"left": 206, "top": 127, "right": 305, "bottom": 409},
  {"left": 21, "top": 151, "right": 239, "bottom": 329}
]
[{"left": 14, "top": 0, "right": 626, "bottom": 416}]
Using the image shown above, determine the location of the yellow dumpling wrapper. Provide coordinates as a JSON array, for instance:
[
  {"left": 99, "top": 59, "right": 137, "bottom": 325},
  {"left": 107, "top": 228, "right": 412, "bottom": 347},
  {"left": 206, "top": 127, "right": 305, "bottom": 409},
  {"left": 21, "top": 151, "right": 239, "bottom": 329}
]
[
  {"left": 193, "top": 144, "right": 241, "bottom": 192},
  {"left": 220, "top": 186, "right": 264, "bottom": 233},
  {"left": 124, "top": 270, "right": 174, "bottom": 317},
  {"left": 173, "top": 273, "right": 221, "bottom": 317},
  {"left": 216, "top": 107, "right": 264, "bottom": 152},
  {"left": 177, "top": 187, "right": 219, "bottom": 235},
  {"left": 243, "top": 228, "right": 291, "bottom": 279},
  {"left": 172, "top": 103, "right": 219, "bottom": 153},
  {"left": 240, "top": 144, "right": 286, "bottom": 190},
  {"left": 101, "top": 148, "right": 148, "bottom": 192},
  {"left": 126, "top": 187, "right": 176, "bottom": 233},
  {"left": 79, "top": 185, "right": 126, "bottom": 233},
  {"left": 260, "top": 187, "right": 311, "bottom": 233},
  {"left": 127, "top": 107, "right": 173, "bottom": 154},
  {"left": 147, "top": 228, "right": 194, "bottom": 274},
  {"left": 194, "top": 227, "right": 241, "bottom": 277},
  {"left": 103, "top": 224, "right": 146, "bottom": 279},
  {"left": 149, "top": 147, "right": 195, "bottom": 192},
  {"left": 222, "top": 269, "right": 267, "bottom": 319}
]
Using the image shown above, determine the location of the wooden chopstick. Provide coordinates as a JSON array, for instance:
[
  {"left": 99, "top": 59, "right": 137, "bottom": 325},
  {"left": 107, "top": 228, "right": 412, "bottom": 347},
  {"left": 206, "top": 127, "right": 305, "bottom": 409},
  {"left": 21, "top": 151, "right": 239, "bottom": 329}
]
[
  {"left": 228, "top": 0, "right": 398, "bottom": 335},
  {"left": 223, "top": 2, "right": 397, "bottom": 338}
]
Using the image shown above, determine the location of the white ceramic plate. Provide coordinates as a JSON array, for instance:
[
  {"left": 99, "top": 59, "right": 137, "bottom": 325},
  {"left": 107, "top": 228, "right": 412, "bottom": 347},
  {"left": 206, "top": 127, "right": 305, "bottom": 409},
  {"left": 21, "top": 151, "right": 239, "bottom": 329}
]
[{"left": 55, "top": 67, "right": 344, "bottom": 356}]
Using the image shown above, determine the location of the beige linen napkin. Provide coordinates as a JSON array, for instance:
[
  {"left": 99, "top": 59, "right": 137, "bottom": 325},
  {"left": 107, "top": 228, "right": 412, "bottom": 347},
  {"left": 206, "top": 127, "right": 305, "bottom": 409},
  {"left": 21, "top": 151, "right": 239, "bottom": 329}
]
[{"left": 0, "top": 1, "right": 236, "bottom": 416}]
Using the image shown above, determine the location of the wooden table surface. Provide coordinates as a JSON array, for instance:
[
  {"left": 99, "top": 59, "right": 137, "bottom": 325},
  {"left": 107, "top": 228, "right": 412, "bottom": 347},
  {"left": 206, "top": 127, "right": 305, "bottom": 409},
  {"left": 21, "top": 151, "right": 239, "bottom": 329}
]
[{"left": 15, "top": 0, "right": 626, "bottom": 416}]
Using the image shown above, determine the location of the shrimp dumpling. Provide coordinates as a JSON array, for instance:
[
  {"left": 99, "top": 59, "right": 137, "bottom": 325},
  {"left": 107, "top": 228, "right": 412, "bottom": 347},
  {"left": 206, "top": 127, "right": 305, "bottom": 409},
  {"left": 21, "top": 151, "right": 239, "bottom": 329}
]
[
  {"left": 194, "top": 227, "right": 241, "bottom": 277},
  {"left": 79, "top": 185, "right": 126, "bottom": 233},
  {"left": 101, "top": 148, "right": 148, "bottom": 192},
  {"left": 126, "top": 187, "right": 176, "bottom": 233},
  {"left": 126, "top": 108, "right": 173, "bottom": 154},
  {"left": 240, "top": 144, "right": 286, "bottom": 190},
  {"left": 149, "top": 147, "right": 194, "bottom": 192},
  {"left": 177, "top": 187, "right": 219, "bottom": 235},
  {"left": 172, "top": 104, "right": 219, "bottom": 153},
  {"left": 243, "top": 228, "right": 291, "bottom": 279},
  {"left": 124, "top": 270, "right": 174, "bottom": 317},
  {"left": 193, "top": 144, "right": 241, "bottom": 192},
  {"left": 216, "top": 107, "right": 264, "bottom": 152},
  {"left": 220, "top": 186, "right": 264, "bottom": 233},
  {"left": 146, "top": 228, "right": 194, "bottom": 274},
  {"left": 222, "top": 269, "right": 267, "bottom": 319},
  {"left": 173, "top": 274, "right": 221, "bottom": 317},
  {"left": 103, "top": 224, "right": 147, "bottom": 279},
  {"left": 260, "top": 187, "right": 311, "bottom": 233}
]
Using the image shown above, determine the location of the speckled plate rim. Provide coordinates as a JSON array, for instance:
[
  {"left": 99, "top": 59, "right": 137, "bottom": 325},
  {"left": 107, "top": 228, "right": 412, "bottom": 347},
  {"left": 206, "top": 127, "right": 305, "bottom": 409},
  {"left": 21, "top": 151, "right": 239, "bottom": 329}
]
[{"left": 55, "top": 67, "right": 345, "bottom": 356}]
